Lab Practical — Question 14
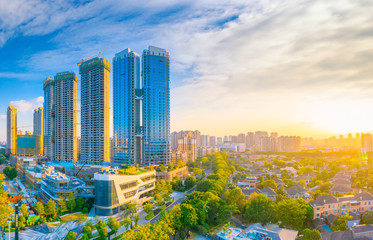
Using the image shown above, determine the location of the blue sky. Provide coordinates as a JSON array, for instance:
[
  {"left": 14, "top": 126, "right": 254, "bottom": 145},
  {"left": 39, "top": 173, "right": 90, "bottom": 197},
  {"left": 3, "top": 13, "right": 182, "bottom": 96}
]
[{"left": 0, "top": 0, "right": 373, "bottom": 141}]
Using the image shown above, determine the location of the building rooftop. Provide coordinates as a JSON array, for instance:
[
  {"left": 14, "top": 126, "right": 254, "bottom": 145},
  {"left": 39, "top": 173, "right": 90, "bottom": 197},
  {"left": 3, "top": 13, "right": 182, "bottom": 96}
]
[{"left": 98, "top": 166, "right": 153, "bottom": 176}]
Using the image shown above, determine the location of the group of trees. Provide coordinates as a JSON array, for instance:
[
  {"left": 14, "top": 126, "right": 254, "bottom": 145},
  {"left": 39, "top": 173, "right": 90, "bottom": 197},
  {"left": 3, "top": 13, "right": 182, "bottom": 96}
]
[
  {"left": 171, "top": 176, "right": 197, "bottom": 192},
  {"left": 0, "top": 174, "right": 12, "bottom": 231},
  {"left": 3, "top": 166, "right": 17, "bottom": 180},
  {"left": 196, "top": 152, "right": 235, "bottom": 196},
  {"left": 154, "top": 180, "right": 173, "bottom": 208}
]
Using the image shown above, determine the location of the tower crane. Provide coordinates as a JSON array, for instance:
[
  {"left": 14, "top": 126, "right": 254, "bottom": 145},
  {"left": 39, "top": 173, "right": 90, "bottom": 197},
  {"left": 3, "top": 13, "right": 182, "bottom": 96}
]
[{"left": 77, "top": 45, "right": 114, "bottom": 66}]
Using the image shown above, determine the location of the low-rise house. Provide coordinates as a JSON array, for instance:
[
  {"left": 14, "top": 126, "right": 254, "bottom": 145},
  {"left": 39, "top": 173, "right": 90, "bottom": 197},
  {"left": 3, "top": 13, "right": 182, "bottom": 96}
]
[
  {"left": 310, "top": 193, "right": 373, "bottom": 219},
  {"left": 321, "top": 230, "right": 354, "bottom": 240},
  {"left": 238, "top": 177, "right": 259, "bottom": 190},
  {"left": 285, "top": 186, "right": 309, "bottom": 200},
  {"left": 330, "top": 185, "right": 354, "bottom": 195},
  {"left": 273, "top": 178, "right": 285, "bottom": 187},
  {"left": 156, "top": 166, "right": 189, "bottom": 181},
  {"left": 332, "top": 178, "right": 351, "bottom": 188},
  {"left": 294, "top": 173, "right": 316, "bottom": 185},
  {"left": 242, "top": 188, "right": 262, "bottom": 197},
  {"left": 261, "top": 187, "right": 277, "bottom": 201},
  {"left": 351, "top": 224, "right": 373, "bottom": 239},
  {"left": 321, "top": 224, "right": 373, "bottom": 240}
]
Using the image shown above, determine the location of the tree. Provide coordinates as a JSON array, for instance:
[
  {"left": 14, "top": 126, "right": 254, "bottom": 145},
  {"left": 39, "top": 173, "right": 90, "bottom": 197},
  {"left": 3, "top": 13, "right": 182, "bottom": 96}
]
[
  {"left": 34, "top": 201, "right": 45, "bottom": 217},
  {"left": 67, "top": 192, "right": 76, "bottom": 212},
  {"left": 223, "top": 187, "right": 246, "bottom": 214},
  {"left": 82, "top": 225, "right": 92, "bottom": 238},
  {"left": 97, "top": 220, "right": 108, "bottom": 240},
  {"left": 122, "top": 217, "right": 132, "bottom": 230},
  {"left": 144, "top": 202, "right": 153, "bottom": 215},
  {"left": 76, "top": 197, "right": 85, "bottom": 211},
  {"left": 276, "top": 198, "right": 307, "bottom": 231},
  {"left": 45, "top": 199, "right": 57, "bottom": 219},
  {"left": 196, "top": 179, "right": 212, "bottom": 192},
  {"left": 107, "top": 217, "right": 121, "bottom": 235},
  {"left": 58, "top": 197, "right": 68, "bottom": 215},
  {"left": 244, "top": 193, "right": 275, "bottom": 225},
  {"left": 65, "top": 231, "right": 77, "bottom": 240},
  {"left": 81, "top": 234, "right": 89, "bottom": 240},
  {"left": 132, "top": 213, "right": 140, "bottom": 227},
  {"left": 20, "top": 204, "right": 29, "bottom": 218},
  {"left": 2, "top": 166, "right": 17, "bottom": 180},
  {"left": 302, "top": 228, "right": 321, "bottom": 240},
  {"left": 185, "top": 176, "right": 197, "bottom": 189},
  {"left": 180, "top": 203, "right": 198, "bottom": 232},
  {"left": 331, "top": 214, "right": 352, "bottom": 232},
  {"left": 18, "top": 216, "right": 26, "bottom": 229},
  {"left": 277, "top": 185, "right": 286, "bottom": 195},
  {"left": 258, "top": 180, "right": 278, "bottom": 191},
  {"left": 362, "top": 211, "right": 373, "bottom": 224}
]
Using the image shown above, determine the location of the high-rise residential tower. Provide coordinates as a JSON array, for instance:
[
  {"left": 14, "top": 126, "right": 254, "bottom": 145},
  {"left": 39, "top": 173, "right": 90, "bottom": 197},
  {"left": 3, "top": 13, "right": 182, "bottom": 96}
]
[
  {"left": 113, "top": 46, "right": 170, "bottom": 166},
  {"left": 33, "top": 107, "right": 43, "bottom": 135},
  {"left": 6, "top": 106, "right": 17, "bottom": 155},
  {"left": 54, "top": 72, "right": 77, "bottom": 162},
  {"left": 43, "top": 77, "right": 55, "bottom": 159},
  {"left": 80, "top": 57, "right": 111, "bottom": 165},
  {"left": 142, "top": 46, "right": 170, "bottom": 165},
  {"left": 113, "top": 49, "right": 141, "bottom": 165}
]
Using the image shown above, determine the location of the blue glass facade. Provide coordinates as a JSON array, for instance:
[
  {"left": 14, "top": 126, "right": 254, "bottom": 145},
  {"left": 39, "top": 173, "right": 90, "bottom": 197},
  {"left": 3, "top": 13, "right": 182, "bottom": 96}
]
[
  {"left": 113, "top": 46, "right": 170, "bottom": 166},
  {"left": 142, "top": 46, "right": 170, "bottom": 165},
  {"left": 113, "top": 49, "right": 141, "bottom": 165}
]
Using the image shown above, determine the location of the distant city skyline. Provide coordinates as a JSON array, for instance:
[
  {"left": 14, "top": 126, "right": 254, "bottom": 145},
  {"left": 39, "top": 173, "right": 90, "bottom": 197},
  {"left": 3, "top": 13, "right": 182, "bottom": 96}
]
[{"left": 1, "top": 1, "right": 373, "bottom": 140}]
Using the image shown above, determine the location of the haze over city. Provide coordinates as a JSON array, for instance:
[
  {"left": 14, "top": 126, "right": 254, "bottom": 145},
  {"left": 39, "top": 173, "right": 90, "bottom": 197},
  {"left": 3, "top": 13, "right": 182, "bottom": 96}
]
[{"left": 1, "top": 0, "right": 373, "bottom": 141}]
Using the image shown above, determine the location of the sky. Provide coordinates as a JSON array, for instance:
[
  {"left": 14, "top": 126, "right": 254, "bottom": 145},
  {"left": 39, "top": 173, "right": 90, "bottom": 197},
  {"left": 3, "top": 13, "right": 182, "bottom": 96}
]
[{"left": 0, "top": 0, "right": 373, "bottom": 141}]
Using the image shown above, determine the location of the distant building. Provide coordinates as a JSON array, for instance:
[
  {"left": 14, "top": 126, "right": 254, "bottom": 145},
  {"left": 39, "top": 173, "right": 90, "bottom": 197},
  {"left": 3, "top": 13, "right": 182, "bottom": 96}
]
[
  {"left": 43, "top": 77, "right": 55, "bottom": 160},
  {"left": 17, "top": 135, "right": 43, "bottom": 156},
  {"left": 200, "top": 135, "right": 210, "bottom": 147},
  {"left": 177, "top": 135, "right": 196, "bottom": 162},
  {"left": 80, "top": 57, "right": 111, "bottom": 165},
  {"left": 94, "top": 167, "right": 156, "bottom": 216},
  {"left": 310, "top": 193, "right": 373, "bottom": 219},
  {"left": 7, "top": 106, "right": 17, "bottom": 155},
  {"left": 218, "top": 142, "right": 246, "bottom": 152},
  {"left": 238, "top": 177, "right": 259, "bottom": 189},
  {"left": 40, "top": 168, "right": 86, "bottom": 202},
  {"left": 197, "top": 146, "right": 219, "bottom": 157},
  {"left": 33, "top": 107, "right": 43, "bottom": 136},
  {"left": 278, "top": 136, "right": 301, "bottom": 152},
  {"left": 156, "top": 166, "right": 189, "bottom": 181}
]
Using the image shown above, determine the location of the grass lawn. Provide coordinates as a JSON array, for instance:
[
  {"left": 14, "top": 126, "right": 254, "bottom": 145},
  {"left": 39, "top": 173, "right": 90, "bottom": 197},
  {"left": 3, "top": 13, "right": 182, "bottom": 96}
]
[{"left": 60, "top": 212, "right": 88, "bottom": 223}]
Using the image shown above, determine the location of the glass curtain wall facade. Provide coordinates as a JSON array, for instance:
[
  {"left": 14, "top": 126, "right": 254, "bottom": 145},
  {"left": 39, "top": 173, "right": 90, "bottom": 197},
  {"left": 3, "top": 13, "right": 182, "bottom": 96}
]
[
  {"left": 43, "top": 78, "right": 55, "bottom": 160},
  {"left": 142, "top": 46, "right": 170, "bottom": 165},
  {"left": 113, "top": 49, "right": 141, "bottom": 165}
]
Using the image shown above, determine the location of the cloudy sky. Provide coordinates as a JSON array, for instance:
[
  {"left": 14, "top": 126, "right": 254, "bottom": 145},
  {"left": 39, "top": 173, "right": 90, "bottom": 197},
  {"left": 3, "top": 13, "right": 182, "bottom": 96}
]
[{"left": 0, "top": 0, "right": 372, "bottom": 141}]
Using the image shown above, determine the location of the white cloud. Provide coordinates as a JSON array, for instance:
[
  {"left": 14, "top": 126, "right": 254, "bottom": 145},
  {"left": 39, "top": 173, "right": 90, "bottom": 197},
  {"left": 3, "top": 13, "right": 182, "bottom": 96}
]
[
  {"left": 0, "top": 115, "right": 6, "bottom": 119},
  {"left": 10, "top": 97, "right": 44, "bottom": 113}
]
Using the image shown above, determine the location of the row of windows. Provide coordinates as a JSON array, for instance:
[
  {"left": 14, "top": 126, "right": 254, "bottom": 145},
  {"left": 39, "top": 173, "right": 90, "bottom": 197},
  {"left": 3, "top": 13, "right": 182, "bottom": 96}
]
[{"left": 119, "top": 181, "right": 138, "bottom": 190}]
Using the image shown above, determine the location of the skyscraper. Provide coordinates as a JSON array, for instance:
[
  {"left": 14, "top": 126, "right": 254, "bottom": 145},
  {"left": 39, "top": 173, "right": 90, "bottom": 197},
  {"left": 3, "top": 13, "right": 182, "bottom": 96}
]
[
  {"left": 54, "top": 72, "right": 77, "bottom": 162},
  {"left": 33, "top": 107, "right": 43, "bottom": 136},
  {"left": 43, "top": 77, "right": 54, "bottom": 160},
  {"left": 7, "top": 106, "right": 17, "bottom": 155},
  {"left": 142, "top": 46, "right": 170, "bottom": 165},
  {"left": 80, "top": 57, "right": 111, "bottom": 164},
  {"left": 178, "top": 135, "right": 196, "bottom": 162},
  {"left": 113, "top": 49, "right": 141, "bottom": 165}
]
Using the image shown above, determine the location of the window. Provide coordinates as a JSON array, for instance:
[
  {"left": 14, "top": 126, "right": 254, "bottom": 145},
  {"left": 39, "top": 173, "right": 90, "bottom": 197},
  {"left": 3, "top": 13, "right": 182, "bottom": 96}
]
[
  {"left": 120, "top": 181, "right": 138, "bottom": 190},
  {"left": 334, "top": 210, "right": 337, "bottom": 214},
  {"left": 325, "top": 211, "right": 328, "bottom": 215},
  {"left": 124, "top": 190, "right": 137, "bottom": 199}
]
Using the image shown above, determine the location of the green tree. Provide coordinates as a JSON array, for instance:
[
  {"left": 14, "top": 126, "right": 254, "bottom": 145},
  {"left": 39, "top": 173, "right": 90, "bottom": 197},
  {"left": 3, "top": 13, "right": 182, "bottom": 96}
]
[
  {"left": 34, "top": 201, "right": 45, "bottom": 217},
  {"left": 244, "top": 193, "right": 275, "bottom": 225},
  {"left": 81, "top": 234, "right": 89, "bottom": 240},
  {"left": 331, "top": 214, "right": 352, "bottom": 231},
  {"left": 107, "top": 217, "right": 121, "bottom": 235},
  {"left": 65, "top": 231, "right": 77, "bottom": 240},
  {"left": 258, "top": 180, "right": 278, "bottom": 191},
  {"left": 361, "top": 211, "right": 373, "bottom": 224},
  {"left": 132, "top": 213, "right": 140, "bottom": 227},
  {"left": 144, "top": 202, "right": 153, "bottom": 215},
  {"left": 76, "top": 197, "right": 85, "bottom": 211},
  {"left": 45, "top": 199, "right": 57, "bottom": 219},
  {"left": 97, "top": 220, "right": 108, "bottom": 240},
  {"left": 3, "top": 166, "right": 17, "bottom": 180},
  {"left": 302, "top": 228, "right": 321, "bottom": 240},
  {"left": 58, "top": 197, "right": 68, "bottom": 215},
  {"left": 276, "top": 198, "right": 307, "bottom": 231},
  {"left": 185, "top": 176, "right": 197, "bottom": 189},
  {"left": 180, "top": 203, "right": 198, "bottom": 232},
  {"left": 277, "top": 185, "right": 286, "bottom": 195},
  {"left": 67, "top": 192, "right": 76, "bottom": 212},
  {"left": 82, "top": 225, "right": 92, "bottom": 238},
  {"left": 20, "top": 203, "right": 29, "bottom": 218},
  {"left": 196, "top": 179, "right": 212, "bottom": 192},
  {"left": 223, "top": 187, "right": 246, "bottom": 214},
  {"left": 122, "top": 217, "right": 132, "bottom": 230},
  {"left": 18, "top": 216, "right": 26, "bottom": 229}
]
